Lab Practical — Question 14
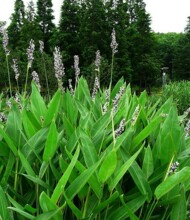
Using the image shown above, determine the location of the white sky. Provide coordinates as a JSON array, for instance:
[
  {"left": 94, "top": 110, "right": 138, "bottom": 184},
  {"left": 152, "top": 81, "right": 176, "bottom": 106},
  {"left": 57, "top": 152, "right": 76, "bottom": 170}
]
[{"left": 0, "top": 0, "right": 190, "bottom": 33}]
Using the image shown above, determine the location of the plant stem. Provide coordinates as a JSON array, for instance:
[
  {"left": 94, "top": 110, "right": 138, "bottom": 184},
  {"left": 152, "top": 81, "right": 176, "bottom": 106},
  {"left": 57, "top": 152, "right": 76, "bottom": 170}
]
[
  {"left": 6, "top": 55, "right": 12, "bottom": 96},
  {"left": 144, "top": 198, "right": 158, "bottom": 220},
  {"left": 24, "top": 65, "right": 30, "bottom": 96},
  {"left": 14, "top": 157, "right": 19, "bottom": 192},
  {"left": 42, "top": 54, "right": 50, "bottom": 101},
  {"left": 82, "top": 187, "right": 91, "bottom": 218},
  {"left": 110, "top": 53, "right": 114, "bottom": 89}
]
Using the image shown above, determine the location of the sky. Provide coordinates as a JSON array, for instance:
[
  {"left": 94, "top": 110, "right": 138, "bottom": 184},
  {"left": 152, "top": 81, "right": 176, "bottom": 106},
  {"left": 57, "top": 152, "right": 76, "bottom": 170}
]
[{"left": 0, "top": 0, "right": 190, "bottom": 33}]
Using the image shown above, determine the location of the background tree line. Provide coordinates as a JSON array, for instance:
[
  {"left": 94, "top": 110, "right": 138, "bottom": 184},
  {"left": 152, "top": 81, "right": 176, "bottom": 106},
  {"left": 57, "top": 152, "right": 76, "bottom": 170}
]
[{"left": 0, "top": 0, "right": 189, "bottom": 94}]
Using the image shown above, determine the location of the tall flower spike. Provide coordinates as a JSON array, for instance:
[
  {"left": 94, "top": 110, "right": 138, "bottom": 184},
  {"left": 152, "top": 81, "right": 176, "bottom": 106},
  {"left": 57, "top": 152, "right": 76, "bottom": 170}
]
[
  {"left": 110, "top": 28, "right": 118, "bottom": 54},
  {"left": 103, "top": 89, "right": 110, "bottom": 114},
  {"left": 131, "top": 105, "right": 140, "bottom": 125},
  {"left": 112, "top": 86, "right": 125, "bottom": 112},
  {"left": 27, "top": 39, "right": 35, "bottom": 68},
  {"left": 115, "top": 119, "right": 126, "bottom": 137},
  {"left": 12, "top": 59, "right": 19, "bottom": 81},
  {"left": 95, "top": 50, "right": 101, "bottom": 71},
  {"left": 54, "top": 46, "right": 65, "bottom": 88},
  {"left": 68, "top": 79, "right": 74, "bottom": 95},
  {"left": 74, "top": 55, "right": 80, "bottom": 85},
  {"left": 92, "top": 77, "right": 100, "bottom": 101},
  {"left": 0, "top": 27, "right": 10, "bottom": 56},
  {"left": 39, "top": 40, "right": 44, "bottom": 53},
  {"left": 32, "top": 71, "right": 41, "bottom": 91}
]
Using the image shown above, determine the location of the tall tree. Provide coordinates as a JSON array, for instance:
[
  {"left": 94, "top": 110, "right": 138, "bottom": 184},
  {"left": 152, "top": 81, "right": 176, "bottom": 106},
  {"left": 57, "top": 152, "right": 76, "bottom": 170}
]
[
  {"left": 127, "top": 0, "right": 158, "bottom": 88},
  {"left": 20, "top": 1, "right": 42, "bottom": 47},
  {"left": 80, "top": 0, "right": 109, "bottom": 66},
  {"left": 173, "top": 18, "right": 190, "bottom": 80},
  {"left": 58, "top": 0, "right": 81, "bottom": 80},
  {"left": 36, "top": 0, "right": 55, "bottom": 51},
  {"left": 8, "top": 0, "right": 25, "bottom": 49},
  {"left": 105, "top": 0, "right": 132, "bottom": 82}
]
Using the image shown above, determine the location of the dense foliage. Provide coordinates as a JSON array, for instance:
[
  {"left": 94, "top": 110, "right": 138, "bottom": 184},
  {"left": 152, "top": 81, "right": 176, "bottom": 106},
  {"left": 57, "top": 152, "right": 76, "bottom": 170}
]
[
  {"left": 1, "top": 0, "right": 189, "bottom": 94},
  {"left": 0, "top": 78, "right": 189, "bottom": 219}
]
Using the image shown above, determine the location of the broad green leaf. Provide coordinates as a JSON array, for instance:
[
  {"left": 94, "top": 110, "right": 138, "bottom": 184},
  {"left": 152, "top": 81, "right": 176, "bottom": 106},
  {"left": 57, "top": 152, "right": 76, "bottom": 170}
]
[
  {"left": 22, "top": 174, "right": 51, "bottom": 190},
  {"left": 80, "top": 130, "right": 98, "bottom": 167},
  {"left": 0, "top": 126, "right": 17, "bottom": 156},
  {"left": 93, "top": 191, "right": 119, "bottom": 214},
  {"left": 98, "top": 149, "right": 117, "bottom": 183},
  {"left": 40, "top": 192, "right": 57, "bottom": 212},
  {"left": 170, "top": 186, "right": 187, "bottom": 220},
  {"left": 155, "top": 167, "right": 190, "bottom": 199},
  {"left": 131, "top": 116, "right": 161, "bottom": 151},
  {"left": 33, "top": 208, "right": 63, "bottom": 220},
  {"left": 18, "top": 150, "right": 36, "bottom": 177},
  {"left": 63, "top": 191, "right": 82, "bottom": 219},
  {"left": 43, "top": 90, "right": 61, "bottom": 126},
  {"left": 1, "top": 152, "right": 15, "bottom": 186},
  {"left": 0, "top": 186, "right": 10, "bottom": 220},
  {"left": 6, "top": 104, "right": 23, "bottom": 146},
  {"left": 109, "top": 146, "right": 142, "bottom": 190},
  {"left": 43, "top": 121, "right": 58, "bottom": 162},
  {"left": 0, "top": 141, "right": 9, "bottom": 157},
  {"left": 30, "top": 82, "right": 47, "bottom": 125},
  {"left": 65, "top": 159, "right": 102, "bottom": 200},
  {"left": 107, "top": 194, "right": 146, "bottom": 220},
  {"left": 120, "top": 195, "right": 139, "bottom": 220},
  {"left": 91, "top": 111, "right": 110, "bottom": 139},
  {"left": 142, "top": 146, "right": 154, "bottom": 179},
  {"left": 51, "top": 146, "right": 80, "bottom": 204},
  {"left": 66, "top": 149, "right": 102, "bottom": 199},
  {"left": 22, "top": 127, "right": 49, "bottom": 162},
  {"left": 22, "top": 109, "right": 39, "bottom": 138},
  {"left": 153, "top": 107, "right": 182, "bottom": 164},
  {"left": 8, "top": 207, "right": 34, "bottom": 219}
]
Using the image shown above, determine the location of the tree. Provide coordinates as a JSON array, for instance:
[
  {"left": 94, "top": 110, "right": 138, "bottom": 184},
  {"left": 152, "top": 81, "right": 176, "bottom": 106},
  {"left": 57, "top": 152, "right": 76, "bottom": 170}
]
[
  {"left": 173, "top": 18, "right": 190, "bottom": 80},
  {"left": 36, "top": 0, "right": 55, "bottom": 52},
  {"left": 8, "top": 0, "right": 25, "bottom": 49},
  {"left": 80, "top": 0, "right": 109, "bottom": 66},
  {"left": 57, "top": 0, "right": 81, "bottom": 80},
  {"left": 127, "top": 0, "right": 158, "bottom": 88}
]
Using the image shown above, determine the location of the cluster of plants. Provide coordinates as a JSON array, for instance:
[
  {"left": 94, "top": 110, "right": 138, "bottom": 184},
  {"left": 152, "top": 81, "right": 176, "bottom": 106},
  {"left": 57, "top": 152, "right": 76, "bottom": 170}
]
[
  {"left": 0, "top": 74, "right": 190, "bottom": 219},
  {"left": 161, "top": 81, "right": 190, "bottom": 115}
]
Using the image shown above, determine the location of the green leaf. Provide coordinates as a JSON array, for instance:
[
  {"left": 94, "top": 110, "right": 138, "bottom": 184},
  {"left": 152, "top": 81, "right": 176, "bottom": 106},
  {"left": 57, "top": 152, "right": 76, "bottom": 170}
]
[
  {"left": 1, "top": 152, "right": 15, "bottom": 186},
  {"left": 63, "top": 191, "right": 82, "bottom": 219},
  {"left": 0, "top": 126, "right": 17, "bottom": 156},
  {"left": 131, "top": 116, "right": 161, "bottom": 150},
  {"left": 30, "top": 82, "right": 47, "bottom": 124},
  {"left": 0, "top": 186, "right": 10, "bottom": 220},
  {"left": 142, "top": 146, "right": 154, "bottom": 179},
  {"left": 51, "top": 146, "right": 80, "bottom": 204},
  {"left": 155, "top": 167, "right": 190, "bottom": 199},
  {"left": 22, "top": 174, "right": 51, "bottom": 190},
  {"left": 170, "top": 186, "right": 187, "bottom": 220},
  {"left": 43, "top": 121, "right": 58, "bottom": 162},
  {"left": 93, "top": 191, "right": 119, "bottom": 214},
  {"left": 18, "top": 150, "right": 36, "bottom": 177},
  {"left": 109, "top": 146, "right": 142, "bottom": 190},
  {"left": 22, "top": 109, "right": 39, "bottom": 138},
  {"left": 65, "top": 159, "right": 102, "bottom": 200},
  {"left": 98, "top": 149, "right": 117, "bottom": 183},
  {"left": 33, "top": 208, "right": 63, "bottom": 220},
  {"left": 40, "top": 192, "right": 57, "bottom": 212},
  {"left": 8, "top": 207, "right": 34, "bottom": 219},
  {"left": 43, "top": 90, "right": 61, "bottom": 126},
  {"left": 80, "top": 130, "right": 98, "bottom": 167}
]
